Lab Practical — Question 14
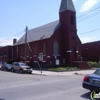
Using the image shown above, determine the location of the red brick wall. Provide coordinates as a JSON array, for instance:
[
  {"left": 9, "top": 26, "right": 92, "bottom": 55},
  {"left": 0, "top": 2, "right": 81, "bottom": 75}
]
[{"left": 82, "top": 41, "right": 100, "bottom": 62}]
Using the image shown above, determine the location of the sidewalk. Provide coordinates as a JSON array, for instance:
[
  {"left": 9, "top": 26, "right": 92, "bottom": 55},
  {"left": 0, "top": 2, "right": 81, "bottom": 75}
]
[{"left": 32, "top": 69, "right": 96, "bottom": 76}]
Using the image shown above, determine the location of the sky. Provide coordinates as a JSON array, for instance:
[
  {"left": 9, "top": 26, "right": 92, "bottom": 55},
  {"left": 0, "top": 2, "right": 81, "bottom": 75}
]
[{"left": 0, "top": 0, "right": 100, "bottom": 46}]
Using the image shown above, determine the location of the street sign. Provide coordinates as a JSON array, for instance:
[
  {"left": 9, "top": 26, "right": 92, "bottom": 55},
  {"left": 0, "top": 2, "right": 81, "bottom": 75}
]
[{"left": 39, "top": 53, "right": 43, "bottom": 61}]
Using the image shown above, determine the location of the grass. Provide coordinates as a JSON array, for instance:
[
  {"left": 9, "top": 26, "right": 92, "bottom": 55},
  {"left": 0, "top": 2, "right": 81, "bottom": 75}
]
[{"left": 48, "top": 67, "right": 78, "bottom": 72}]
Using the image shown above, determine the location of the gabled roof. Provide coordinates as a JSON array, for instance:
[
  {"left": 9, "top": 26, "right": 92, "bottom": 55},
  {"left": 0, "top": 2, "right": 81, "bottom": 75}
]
[
  {"left": 14, "top": 20, "right": 61, "bottom": 45},
  {"left": 59, "top": 0, "right": 76, "bottom": 13}
]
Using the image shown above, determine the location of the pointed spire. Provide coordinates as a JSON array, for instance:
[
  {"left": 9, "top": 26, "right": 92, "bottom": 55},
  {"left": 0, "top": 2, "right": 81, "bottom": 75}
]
[{"left": 59, "top": 0, "right": 76, "bottom": 13}]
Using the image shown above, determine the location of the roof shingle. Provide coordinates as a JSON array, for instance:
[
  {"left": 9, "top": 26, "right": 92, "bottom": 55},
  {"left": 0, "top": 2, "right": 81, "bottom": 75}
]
[{"left": 14, "top": 20, "right": 60, "bottom": 45}]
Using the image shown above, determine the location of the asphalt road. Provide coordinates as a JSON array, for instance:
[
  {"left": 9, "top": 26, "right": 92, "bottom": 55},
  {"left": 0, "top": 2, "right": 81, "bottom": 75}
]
[{"left": 0, "top": 70, "right": 91, "bottom": 100}]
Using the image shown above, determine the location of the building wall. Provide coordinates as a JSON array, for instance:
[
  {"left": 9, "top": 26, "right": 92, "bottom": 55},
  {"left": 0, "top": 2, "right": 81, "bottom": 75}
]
[
  {"left": 82, "top": 41, "right": 100, "bottom": 62},
  {"left": 0, "top": 46, "right": 13, "bottom": 63},
  {"left": 12, "top": 25, "right": 63, "bottom": 69},
  {"left": 59, "top": 10, "right": 81, "bottom": 63}
]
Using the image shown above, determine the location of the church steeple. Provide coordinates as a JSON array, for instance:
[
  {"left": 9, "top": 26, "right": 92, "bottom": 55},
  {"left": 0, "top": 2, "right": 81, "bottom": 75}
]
[{"left": 59, "top": 0, "right": 76, "bottom": 13}]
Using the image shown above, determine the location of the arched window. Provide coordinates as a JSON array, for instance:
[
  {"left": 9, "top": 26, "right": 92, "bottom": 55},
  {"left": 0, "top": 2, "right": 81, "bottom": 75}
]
[
  {"left": 43, "top": 43, "right": 46, "bottom": 54},
  {"left": 53, "top": 41, "right": 59, "bottom": 54},
  {"left": 34, "top": 44, "right": 37, "bottom": 55},
  {"left": 70, "top": 15, "right": 74, "bottom": 25}
]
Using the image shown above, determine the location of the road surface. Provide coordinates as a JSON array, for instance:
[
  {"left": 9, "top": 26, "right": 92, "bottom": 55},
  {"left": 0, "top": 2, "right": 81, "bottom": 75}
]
[{"left": 0, "top": 71, "right": 91, "bottom": 100}]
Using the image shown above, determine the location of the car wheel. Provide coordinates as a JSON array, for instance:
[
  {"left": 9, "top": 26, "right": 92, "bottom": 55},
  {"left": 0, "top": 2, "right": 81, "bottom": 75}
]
[
  {"left": 1, "top": 68, "right": 3, "bottom": 71},
  {"left": 28, "top": 72, "right": 32, "bottom": 74},
  {"left": 19, "top": 69, "right": 23, "bottom": 74},
  {"left": 11, "top": 68, "right": 14, "bottom": 72}
]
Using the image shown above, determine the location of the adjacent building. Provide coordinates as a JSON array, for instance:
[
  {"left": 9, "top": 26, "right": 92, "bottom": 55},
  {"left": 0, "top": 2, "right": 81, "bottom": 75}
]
[
  {"left": 0, "top": 46, "right": 13, "bottom": 63},
  {"left": 82, "top": 41, "right": 100, "bottom": 62}
]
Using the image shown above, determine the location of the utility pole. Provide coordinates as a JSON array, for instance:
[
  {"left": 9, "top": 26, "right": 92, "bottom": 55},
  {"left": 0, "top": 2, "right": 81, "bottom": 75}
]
[{"left": 25, "top": 26, "right": 28, "bottom": 64}]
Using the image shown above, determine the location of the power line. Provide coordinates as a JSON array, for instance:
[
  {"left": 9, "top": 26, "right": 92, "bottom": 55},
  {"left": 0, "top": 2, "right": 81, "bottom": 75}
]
[
  {"left": 0, "top": 30, "right": 24, "bottom": 43},
  {"left": 77, "top": 6, "right": 100, "bottom": 19},
  {"left": 77, "top": 10, "right": 100, "bottom": 23},
  {"left": 78, "top": 28, "right": 100, "bottom": 35},
  {"left": 77, "top": 6, "right": 100, "bottom": 23},
  {"left": 1, "top": 6, "right": 100, "bottom": 44}
]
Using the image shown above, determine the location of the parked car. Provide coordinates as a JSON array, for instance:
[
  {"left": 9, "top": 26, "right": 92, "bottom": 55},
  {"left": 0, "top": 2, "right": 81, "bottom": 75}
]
[
  {"left": 1, "top": 63, "right": 12, "bottom": 71},
  {"left": 82, "top": 68, "right": 100, "bottom": 92},
  {"left": 11, "top": 62, "right": 33, "bottom": 74}
]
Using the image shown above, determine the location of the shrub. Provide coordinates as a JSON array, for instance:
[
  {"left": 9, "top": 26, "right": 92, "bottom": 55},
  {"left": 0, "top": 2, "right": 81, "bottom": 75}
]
[{"left": 88, "top": 61, "right": 98, "bottom": 67}]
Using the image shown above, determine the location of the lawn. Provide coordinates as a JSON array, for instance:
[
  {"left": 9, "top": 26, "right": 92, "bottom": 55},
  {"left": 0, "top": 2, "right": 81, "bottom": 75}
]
[{"left": 48, "top": 67, "right": 78, "bottom": 72}]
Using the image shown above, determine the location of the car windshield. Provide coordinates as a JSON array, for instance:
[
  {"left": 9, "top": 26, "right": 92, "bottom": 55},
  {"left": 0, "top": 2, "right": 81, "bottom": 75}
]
[
  {"left": 7, "top": 64, "right": 11, "bottom": 67},
  {"left": 19, "top": 63, "right": 27, "bottom": 66},
  {"left": 94, "top": 69, "right": 100, "bottom": 75}
]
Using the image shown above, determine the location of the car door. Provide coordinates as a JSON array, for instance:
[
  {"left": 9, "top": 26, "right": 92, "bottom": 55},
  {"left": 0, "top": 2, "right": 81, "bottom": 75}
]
[{"left": 14, "top": 63, "right": 19, "bottom": 71}]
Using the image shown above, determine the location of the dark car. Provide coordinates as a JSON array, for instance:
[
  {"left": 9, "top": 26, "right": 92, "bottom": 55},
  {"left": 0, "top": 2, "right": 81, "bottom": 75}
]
[
  {"left": 11, "top": 62, "right": 33, "bottom": 74},
  {"left": 82, "top": 68, "right": 100, "bottom": 92},
  {"left": 1, "top": 63, "right": 12, "bottom": 71}
]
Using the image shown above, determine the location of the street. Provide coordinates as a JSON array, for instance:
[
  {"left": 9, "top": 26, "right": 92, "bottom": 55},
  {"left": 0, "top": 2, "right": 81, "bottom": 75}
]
[{"left": 0, "top": 71, "right": 91, "bottom": 100}]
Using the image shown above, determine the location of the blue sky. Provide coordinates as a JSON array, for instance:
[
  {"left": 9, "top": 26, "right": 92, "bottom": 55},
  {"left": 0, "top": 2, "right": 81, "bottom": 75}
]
[{"left": 0, "top": 0, "right": 100, "bottom": 46}]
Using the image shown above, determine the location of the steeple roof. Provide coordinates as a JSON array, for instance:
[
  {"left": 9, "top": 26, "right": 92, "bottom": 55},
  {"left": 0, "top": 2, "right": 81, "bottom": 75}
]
[{"left": 59, "top": 0, "right": 76, "bottom": 13}]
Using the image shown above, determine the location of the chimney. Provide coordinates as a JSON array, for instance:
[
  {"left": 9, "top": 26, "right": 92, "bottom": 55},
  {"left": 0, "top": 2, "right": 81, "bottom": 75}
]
[{"left": 13, "top": 39, "right": 17, "bottom": 45}]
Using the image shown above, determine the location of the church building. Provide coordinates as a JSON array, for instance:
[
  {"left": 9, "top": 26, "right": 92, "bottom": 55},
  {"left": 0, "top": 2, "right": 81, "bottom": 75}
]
[
  {"left": 1, "top": 0, "right": 89, "bottom": 69},
  {"left": 13, "top": 0, "right": 82, "bottom": 68}
]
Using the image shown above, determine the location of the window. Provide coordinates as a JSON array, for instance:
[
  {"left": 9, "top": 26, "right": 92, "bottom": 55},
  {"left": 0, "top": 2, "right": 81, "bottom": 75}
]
[
  {"left": 43, "top": 43, "right": 46, "bottom": 54},
  {"left": 34, "top": 44, "right": 37, "bottom": 55},
  {"left": 0, "top": 51, "right": 2, "bottom": 56},
  {"left": 70, "top": 15, "right": 74, "bottom": 25},
  {"left": 4, "top": 51, "right": 7, "bottom": 55},
  {"left": 53, "top": 41, "right": 59, "bottom": 54}
]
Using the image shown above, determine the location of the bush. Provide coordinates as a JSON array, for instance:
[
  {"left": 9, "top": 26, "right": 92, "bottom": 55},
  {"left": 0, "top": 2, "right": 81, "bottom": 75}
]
[
  {"left": 48, "top": 66, "right": 78, "bottom": 72},
  {"left": 88, "top": 61, "right": 98, "bottom": 68}
]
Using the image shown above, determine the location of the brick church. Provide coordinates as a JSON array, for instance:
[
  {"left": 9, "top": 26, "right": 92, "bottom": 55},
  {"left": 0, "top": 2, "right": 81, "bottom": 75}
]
[{"left": 1, "top": 0, "right": 90, "bottom": 69}]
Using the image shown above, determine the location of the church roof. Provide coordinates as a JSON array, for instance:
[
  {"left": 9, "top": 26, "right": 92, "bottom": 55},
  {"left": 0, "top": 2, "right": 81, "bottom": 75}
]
[
  {"left": 14, "top": 20, "right": 61, "bottom": 45},
  {"left": 59, "top": 0, "right": 76, "bottom": 13}
]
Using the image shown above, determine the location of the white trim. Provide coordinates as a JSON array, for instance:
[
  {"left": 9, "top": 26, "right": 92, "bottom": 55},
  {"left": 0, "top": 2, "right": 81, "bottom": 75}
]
[
  {"left": 47, "top": 56, "right": 50, "bottom": 58},
  {"left": 42, "top": 61, "right": 46, "bottom": 62},
  {"left": 76, "top": 51, "right": 79, "bottom": 53},
  {"left": 34, "top": 61, "right": 37, "bottom": 62},
  {"left": 34, "top": 55, "right": 37, "bottom": 57},
  {"left": 53, "top": 54, "right": 61, "bottom": 56},
  {"left": 66, "top": 50, "right": 72, "bottom": 52}
]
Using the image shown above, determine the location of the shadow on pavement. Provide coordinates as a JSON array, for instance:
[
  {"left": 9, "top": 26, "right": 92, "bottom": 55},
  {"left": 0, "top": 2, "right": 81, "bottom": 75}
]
[
  {"left": 0, "top": 99, "right": 6, "bottom": 100},
  {"left": 81, "top": 92, "right": 91, "bottom": 100}
]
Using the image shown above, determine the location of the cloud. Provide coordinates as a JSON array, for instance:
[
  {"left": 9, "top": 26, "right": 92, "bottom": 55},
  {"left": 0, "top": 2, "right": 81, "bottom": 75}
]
[{"left": 79, "top": 0, "right": 100, "bottom": 12}]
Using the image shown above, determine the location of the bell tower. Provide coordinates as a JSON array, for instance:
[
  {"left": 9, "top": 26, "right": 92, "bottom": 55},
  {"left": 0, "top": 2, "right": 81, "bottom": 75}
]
[
  {"left": 59, "top": 0, "right": 79, "bottom": 62},
  {"left": 59, "top": 0, "right": 76, "bottom": 30}
]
